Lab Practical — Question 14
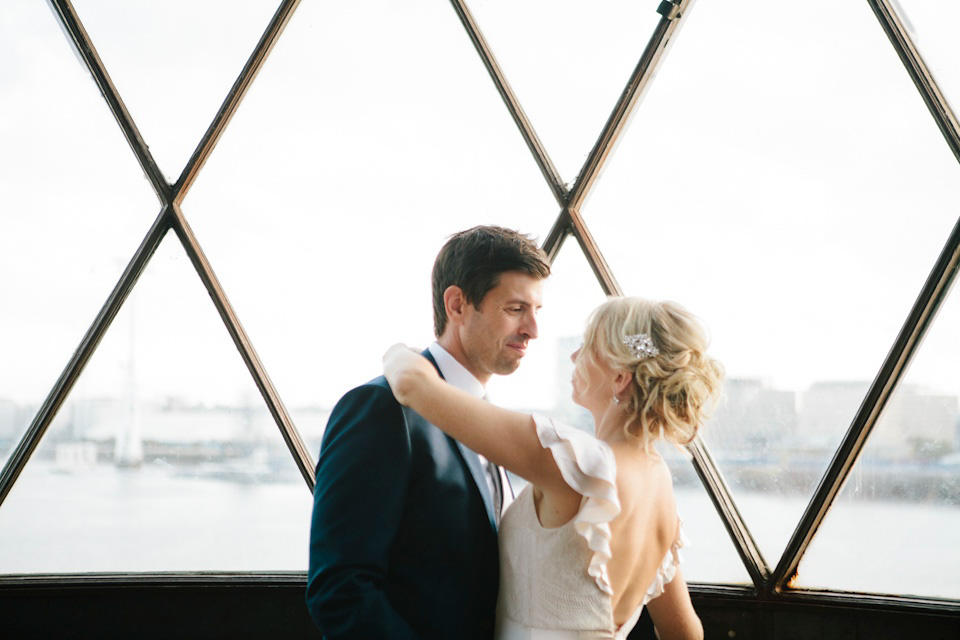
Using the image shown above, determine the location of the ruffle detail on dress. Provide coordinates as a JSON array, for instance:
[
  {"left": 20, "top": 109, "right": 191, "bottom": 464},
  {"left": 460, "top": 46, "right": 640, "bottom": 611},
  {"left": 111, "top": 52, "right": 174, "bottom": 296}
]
[
  {"left": 532, "top": 414, "right": 621, "bottom": 595},
  {"left": 642, "top": 516, "right": 688, "bottom": 604}
]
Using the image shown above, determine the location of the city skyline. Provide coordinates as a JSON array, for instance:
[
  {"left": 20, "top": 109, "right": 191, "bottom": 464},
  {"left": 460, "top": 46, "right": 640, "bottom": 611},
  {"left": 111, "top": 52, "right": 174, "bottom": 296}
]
[{"left": 3, "top": 363, "right": 956, "bottom": 464}]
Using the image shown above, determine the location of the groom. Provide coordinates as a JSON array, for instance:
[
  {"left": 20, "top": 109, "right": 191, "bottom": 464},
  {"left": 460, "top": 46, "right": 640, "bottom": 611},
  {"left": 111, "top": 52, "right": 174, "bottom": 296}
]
[{"left": 306, "top": 226, "right": 550, "bottom": 639}]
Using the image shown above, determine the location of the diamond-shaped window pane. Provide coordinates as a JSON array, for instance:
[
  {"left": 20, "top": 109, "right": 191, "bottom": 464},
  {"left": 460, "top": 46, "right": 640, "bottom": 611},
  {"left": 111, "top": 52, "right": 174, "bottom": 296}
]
[
  {"left": 180, "top": 0, "right": 563, "bottom": 456},
  {"left": 463, "top": 0, "right": 661, "bottom": 185},
  {"left": 0, "top": 0, "right": 158, "bottom": 469},
  {"left": 580, "top": 0, "right": 960, "bottom": 566},
  {"left": 0, "top": 235, "right": 310, "bottom": 573},
  {"left": 69, "top": 0, "right": 281, "bottom": 182},
  {"left": 794, "top": 278, "right": 960, "bottom": 599}
]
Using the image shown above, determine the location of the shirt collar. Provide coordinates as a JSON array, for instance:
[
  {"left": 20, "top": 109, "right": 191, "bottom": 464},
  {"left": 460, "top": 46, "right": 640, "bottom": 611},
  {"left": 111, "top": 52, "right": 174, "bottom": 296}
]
[{"left": 428, "top": 342, "right": 486, "bottom": 399}]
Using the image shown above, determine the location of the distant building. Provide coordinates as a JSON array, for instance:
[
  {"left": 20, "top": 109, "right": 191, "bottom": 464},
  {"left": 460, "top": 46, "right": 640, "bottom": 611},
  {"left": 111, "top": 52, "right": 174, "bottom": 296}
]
[
  {"left": 707, "top": 378, "right": 797, "bottom": 458},
  {"left": 798, "top": 381, "right": 871, "bottom": 454},
  {"left": 71, "top": 397, "right": 128, "bottom": 441},
  {"left": 798, "top": 381, "right": 958, "bottom": 461},
  {"left": 872, "top": 385, "right": 958, "bottom": 460}
]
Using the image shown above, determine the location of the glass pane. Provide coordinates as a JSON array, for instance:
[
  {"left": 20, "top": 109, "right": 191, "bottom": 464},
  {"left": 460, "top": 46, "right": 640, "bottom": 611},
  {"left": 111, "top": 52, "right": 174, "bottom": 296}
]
[
  {"left": 69, "top": 0, "right": 281, "bottom": 182},
  {"left": 893, "top": 0, "right": 960, "bottom": 116},
  {"left": 180, "top": 0, "right": 561, "bottom": 457},
  {"left": 581, "top": 0, "right": 960, "bottom": 566},
  {"left": 488, "top": 238, "right": 608, "bottom": 418},
  {"left": 662, "top": 446, "right": 753, "bottom": 585},
  {"left": 795, "top": 280, "right": 960, "bottom": 599},
  {"left": 465, "top": 0, "right": 662, "bottom": 185},
  {"left": 702, "top": 380, "right": 810, "bottom": 565},
  {"left": 0, "top": 0, "right": 158, "bottom": 468},
  {"left": 0, "top": 235, "right": 311, "bottom": 573}
]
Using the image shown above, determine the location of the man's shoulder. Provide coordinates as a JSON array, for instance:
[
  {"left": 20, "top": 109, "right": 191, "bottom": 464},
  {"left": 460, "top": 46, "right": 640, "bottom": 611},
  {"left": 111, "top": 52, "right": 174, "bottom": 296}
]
[
  {"left": 350, "top": 374, "right": 393, "bottom": 396},
  {"left": 330, "top": 350, "right": 438, "bottom": 418},
  {"left": 330, "top": 375, "right": 398, "bottom": 415},
  {"left": 318, "top": 378, "right": 403, "bottom": 452},
  {"left": 328, "top": 374, "right": 444, "bottom": 436},
  {"left": 320, "top": 376, "right": 441, "bottom": 455}
]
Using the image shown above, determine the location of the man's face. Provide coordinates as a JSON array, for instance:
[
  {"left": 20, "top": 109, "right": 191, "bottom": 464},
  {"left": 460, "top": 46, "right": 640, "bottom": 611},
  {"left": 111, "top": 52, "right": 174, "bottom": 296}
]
[{"left": 458, "top": 271, "right": 544, "bottom": 383}]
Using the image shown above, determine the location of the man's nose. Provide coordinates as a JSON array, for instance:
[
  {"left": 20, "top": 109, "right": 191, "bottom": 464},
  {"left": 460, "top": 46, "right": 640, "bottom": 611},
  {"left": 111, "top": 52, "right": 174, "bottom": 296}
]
[{"left": 521, "top": 310, "right": 539, "bottom": 340}]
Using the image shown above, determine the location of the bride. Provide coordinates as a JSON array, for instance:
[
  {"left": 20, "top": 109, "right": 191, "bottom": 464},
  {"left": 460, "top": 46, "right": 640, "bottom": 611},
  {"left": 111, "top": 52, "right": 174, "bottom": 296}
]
[{"left": 383, "top": 297, "right": 723, "bottom": 640}]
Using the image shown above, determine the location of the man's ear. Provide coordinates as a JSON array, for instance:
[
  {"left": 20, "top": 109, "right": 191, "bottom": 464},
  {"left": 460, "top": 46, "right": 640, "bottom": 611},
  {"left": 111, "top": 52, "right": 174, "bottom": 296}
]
[{"left": 443, "top": 285, "right": 467, "bottom": 327}]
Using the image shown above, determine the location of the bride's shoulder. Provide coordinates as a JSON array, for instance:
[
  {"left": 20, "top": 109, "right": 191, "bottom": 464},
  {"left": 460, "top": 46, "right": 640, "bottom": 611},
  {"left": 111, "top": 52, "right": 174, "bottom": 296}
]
[
  {"left": 609, "top": 446, "right": 676, "bottom": 510},
  {"left": 531, "top": 414, "right": 616, "bottom": 469}
]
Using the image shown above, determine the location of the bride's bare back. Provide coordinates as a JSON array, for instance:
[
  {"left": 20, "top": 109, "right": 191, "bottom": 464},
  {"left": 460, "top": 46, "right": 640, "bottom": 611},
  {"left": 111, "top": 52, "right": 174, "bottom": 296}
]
[{"left": 607, "top": 448, "right": 680, "bottom": 624}]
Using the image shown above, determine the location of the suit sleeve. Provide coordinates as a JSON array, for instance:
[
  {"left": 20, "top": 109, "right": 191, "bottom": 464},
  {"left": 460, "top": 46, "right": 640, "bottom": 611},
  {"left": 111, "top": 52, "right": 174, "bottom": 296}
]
[{"left": 306, "top": 384, "right": 420, "bottom": 639}]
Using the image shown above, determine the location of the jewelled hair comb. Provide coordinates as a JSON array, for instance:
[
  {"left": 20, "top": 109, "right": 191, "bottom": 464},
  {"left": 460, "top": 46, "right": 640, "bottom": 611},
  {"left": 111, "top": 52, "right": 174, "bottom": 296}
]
[{"left": 623, "top": 333, "right": 659, "bottom": 359}]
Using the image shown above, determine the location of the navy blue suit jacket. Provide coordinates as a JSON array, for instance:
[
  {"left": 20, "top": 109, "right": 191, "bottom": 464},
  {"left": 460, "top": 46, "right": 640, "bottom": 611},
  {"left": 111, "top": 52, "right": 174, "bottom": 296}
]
[{"left": 306, "top": 351, "right": 500, "bottom": 639}]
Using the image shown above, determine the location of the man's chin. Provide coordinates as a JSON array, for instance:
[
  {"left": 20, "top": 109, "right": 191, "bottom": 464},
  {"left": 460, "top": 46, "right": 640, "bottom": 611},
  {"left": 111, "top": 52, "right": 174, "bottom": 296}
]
[{"left": 492, "top": 359, "right": 523, "bottom": 376}]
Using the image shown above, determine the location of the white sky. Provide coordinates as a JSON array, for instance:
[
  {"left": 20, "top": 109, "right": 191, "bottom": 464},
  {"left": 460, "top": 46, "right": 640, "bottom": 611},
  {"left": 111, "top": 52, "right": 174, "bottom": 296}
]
[{"left": 1, "top": 0, "right": 959, "bottom": 422}]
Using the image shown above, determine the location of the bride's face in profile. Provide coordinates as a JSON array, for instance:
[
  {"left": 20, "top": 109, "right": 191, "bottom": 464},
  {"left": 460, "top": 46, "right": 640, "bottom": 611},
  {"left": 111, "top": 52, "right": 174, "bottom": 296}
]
[{"left": 569, "top": 346, "right": 618, "bottom": 414}]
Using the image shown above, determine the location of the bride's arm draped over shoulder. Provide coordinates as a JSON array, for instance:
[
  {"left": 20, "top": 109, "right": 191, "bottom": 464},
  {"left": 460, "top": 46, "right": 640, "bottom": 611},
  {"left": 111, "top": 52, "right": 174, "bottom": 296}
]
[
  {"left": 383, "top": 344, "right": 571, "bottom": 496},
  {"left": 643, "top": 568, "right": 703, "bottom": 640}
]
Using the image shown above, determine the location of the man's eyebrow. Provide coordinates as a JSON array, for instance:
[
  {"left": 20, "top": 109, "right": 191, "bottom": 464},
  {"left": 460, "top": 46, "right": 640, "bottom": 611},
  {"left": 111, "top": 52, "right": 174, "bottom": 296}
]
[{"left": 503, "top": 299, "right": 542, "bottom": 308}]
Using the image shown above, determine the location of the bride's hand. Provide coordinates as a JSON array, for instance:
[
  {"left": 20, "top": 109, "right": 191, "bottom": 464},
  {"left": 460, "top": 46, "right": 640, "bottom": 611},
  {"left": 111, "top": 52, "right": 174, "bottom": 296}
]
[{"left": 382, "top": 343, "right": 436, "bottom": 405}]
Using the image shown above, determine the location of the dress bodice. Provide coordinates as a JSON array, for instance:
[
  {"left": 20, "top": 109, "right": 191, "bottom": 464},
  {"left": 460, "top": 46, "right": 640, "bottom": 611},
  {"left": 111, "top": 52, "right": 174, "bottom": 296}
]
[{"left": 494, "top": 415, "right": 685, "bottom": 640}]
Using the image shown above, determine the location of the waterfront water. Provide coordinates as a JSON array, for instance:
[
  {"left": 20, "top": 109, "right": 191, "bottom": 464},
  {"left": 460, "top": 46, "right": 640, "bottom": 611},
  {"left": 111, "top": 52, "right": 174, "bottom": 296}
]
[
  {"left": 0, "top": 462, "right": 312, "bottom": 573},
  {"left": 673, "top": 484, "right": 960, "bottom": 598},
  {"left": 0, "top": 463, "right": 957, "bottom": 600}
]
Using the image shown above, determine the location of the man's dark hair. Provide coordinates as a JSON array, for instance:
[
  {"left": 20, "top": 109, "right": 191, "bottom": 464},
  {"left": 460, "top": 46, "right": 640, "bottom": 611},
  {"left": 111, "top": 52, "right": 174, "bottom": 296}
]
[{"left": 432, "top": 225, "right": 551, "bottom": 338}]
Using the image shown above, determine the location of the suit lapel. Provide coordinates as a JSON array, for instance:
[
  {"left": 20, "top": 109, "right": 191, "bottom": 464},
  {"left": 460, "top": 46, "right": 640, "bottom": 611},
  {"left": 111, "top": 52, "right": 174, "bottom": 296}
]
[{"left": 422, "top": 350, "right": 498, "bottom": 533}]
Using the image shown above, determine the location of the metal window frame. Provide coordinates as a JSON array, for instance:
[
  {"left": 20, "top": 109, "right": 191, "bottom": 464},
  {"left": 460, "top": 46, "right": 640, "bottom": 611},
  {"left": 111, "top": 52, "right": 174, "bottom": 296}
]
[
  {"left": 0, "top": 0, "right": 957, "bottom": 607},
  {"left": 452, "top": 0, "right": 960, "bottom": 599},
  {"left": 0, "top": 0, "right": 315, "bottom": 510},
  {"left": 455, "top": 0, "right": 770, "bottom": 591}
]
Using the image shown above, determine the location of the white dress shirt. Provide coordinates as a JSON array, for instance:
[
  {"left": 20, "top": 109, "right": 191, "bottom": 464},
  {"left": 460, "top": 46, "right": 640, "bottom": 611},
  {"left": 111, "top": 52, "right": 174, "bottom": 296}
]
[{"left": 427, "top": 342, "right": 511, "bottom": 521}]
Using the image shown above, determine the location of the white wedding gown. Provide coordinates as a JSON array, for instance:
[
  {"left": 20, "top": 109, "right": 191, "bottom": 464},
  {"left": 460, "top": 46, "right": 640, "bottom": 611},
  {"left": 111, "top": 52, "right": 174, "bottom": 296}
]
[{"left": 495, "top": 415, "right": 686, "bottom": 640}]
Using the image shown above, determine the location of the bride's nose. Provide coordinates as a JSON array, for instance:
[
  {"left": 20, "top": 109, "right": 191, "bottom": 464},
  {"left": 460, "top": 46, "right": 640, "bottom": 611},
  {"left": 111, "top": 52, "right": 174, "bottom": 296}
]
[{"left": 570, "top": 347, "right": 580, "bottom": 363}]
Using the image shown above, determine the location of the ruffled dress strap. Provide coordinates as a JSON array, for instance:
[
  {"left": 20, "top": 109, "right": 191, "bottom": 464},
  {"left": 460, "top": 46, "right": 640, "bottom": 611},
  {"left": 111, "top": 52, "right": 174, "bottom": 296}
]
[
  {"left": 642, "top": 516, "right": 688, "bottom": 604},
  {"left": 531, "top": 414, "right": 621, "bottom": 595}
]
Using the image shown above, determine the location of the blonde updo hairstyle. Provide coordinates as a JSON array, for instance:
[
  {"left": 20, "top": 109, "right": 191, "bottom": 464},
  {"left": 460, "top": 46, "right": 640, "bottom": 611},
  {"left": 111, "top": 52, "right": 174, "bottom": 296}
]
[{"left": 575, "top": 297, "right": 724, "bottom": 451}]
